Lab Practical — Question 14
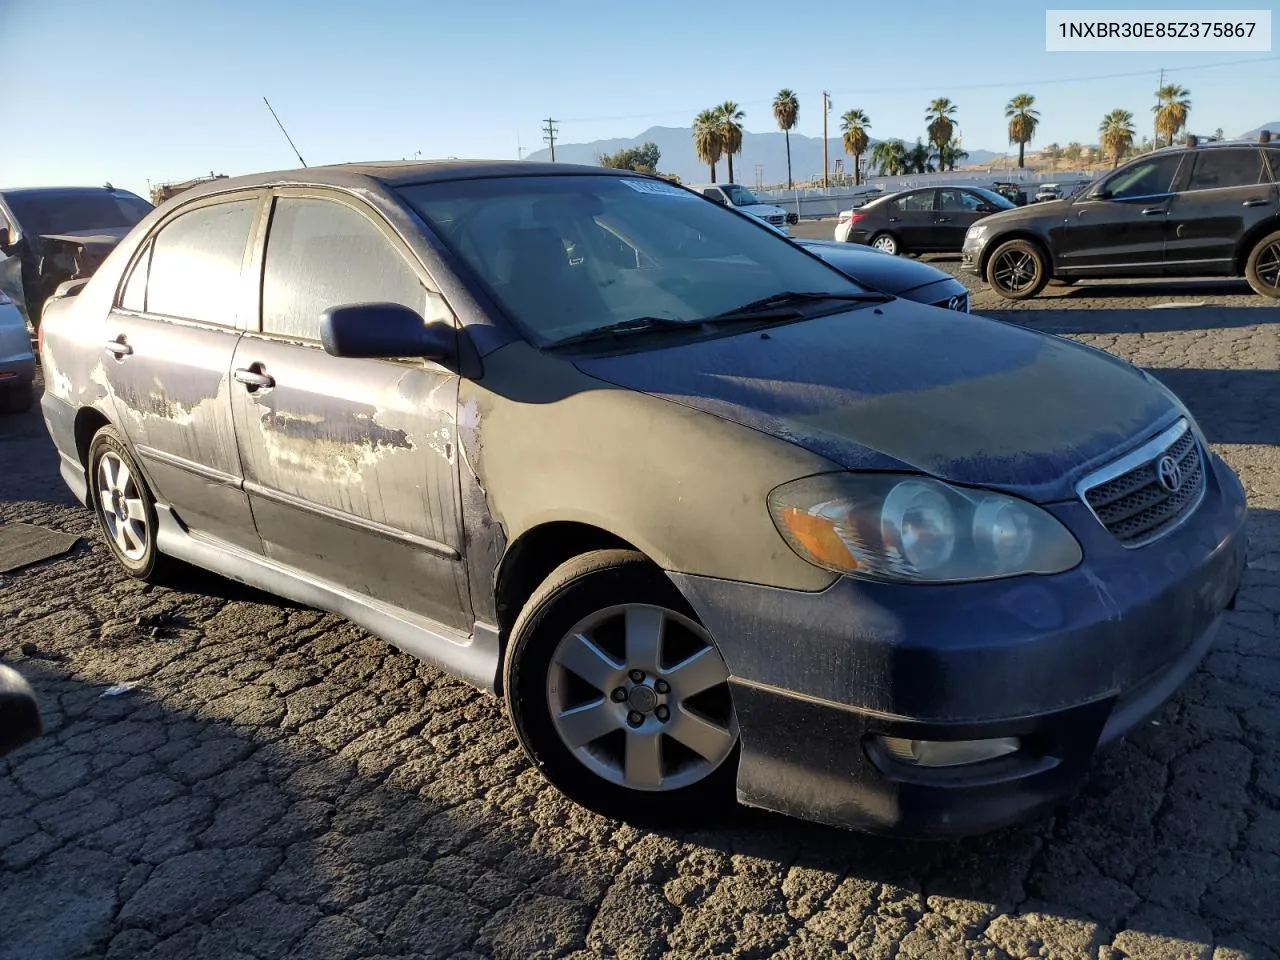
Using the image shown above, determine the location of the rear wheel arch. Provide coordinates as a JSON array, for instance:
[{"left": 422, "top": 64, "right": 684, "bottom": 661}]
[
  {"left": 1235, "top": 216, "right": 1280, "bottom": 274},
  {"left": 74, "top": 407, "right": 112, "bottom": 470}
]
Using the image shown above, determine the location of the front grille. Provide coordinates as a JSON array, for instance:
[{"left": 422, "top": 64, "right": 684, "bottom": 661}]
[
  {"left": 765, "top": 214, "right": 785, "bottom": 226},
  {"left": 1078, "top": 421, "right": 1205, "bottom": 547}
]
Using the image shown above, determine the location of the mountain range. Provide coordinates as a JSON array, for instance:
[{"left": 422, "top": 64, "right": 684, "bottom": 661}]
[
  {"left": 524, "top": 125, "right": 999, "bottom": 186},
  {"left": 524, "top": 121, "right": 1280, "bottom": 185}
]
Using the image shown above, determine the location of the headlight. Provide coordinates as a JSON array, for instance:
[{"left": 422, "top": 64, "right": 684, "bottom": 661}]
[
  {"left": 768, "top": 473, "right": 1082, "bottom": 583},
  {"left": 965, "top": 224, "right": 989, "bottom": 242}
]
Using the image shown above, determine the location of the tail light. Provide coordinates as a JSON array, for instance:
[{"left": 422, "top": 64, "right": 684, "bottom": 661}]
[{"left": 848, "top": 213, "right": 864, "bottom": 225}]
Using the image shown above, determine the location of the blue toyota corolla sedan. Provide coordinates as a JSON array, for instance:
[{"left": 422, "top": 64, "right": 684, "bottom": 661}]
[{"left": 38, "top": 161, "right": 1247, "bottom": 836}]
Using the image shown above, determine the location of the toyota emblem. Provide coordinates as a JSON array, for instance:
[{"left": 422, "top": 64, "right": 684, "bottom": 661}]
[
  {"left": 1155, "top": 454, "right": 1183, "bottom": 493},
  {"left": 947, "top": 295, "right": 965, "bottom": 311}
]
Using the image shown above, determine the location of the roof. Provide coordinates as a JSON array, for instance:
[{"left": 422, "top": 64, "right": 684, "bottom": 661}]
[
  {"left": 160, "top": 159, "right": 631, "bottom": 206},
  {"left": 0, "top": 185, "right": 146, "bottom": 199}
]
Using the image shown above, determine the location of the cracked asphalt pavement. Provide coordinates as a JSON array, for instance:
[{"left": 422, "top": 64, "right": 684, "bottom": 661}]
[{"left": 2, "top": 270, "right": 1278, "bottom": 959}]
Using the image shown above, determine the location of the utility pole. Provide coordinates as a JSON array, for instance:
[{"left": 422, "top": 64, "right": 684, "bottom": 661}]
[
  {"left": 754, "top": 164, "right": 763, "bottom": 192},
  {"left": 517, "top": 131, "right": 524, "bottom": 161},
  {"left": 1154, "top": 67, "right": 1164, "bottom": 148},
  {"left": 823, "top": 91, "right": 833, "bottom": 184},
  {"left": 542, "top": 118, "right": 558, "bottom": 162}
]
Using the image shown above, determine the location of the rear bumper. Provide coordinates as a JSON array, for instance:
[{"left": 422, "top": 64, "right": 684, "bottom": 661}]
[
  {"left": 0, "top": 354, "right": 35, "bottom": 387},
  {"left": 670, "top": 453, "right": 1248, "bottom": 836},
  {"left": 40, "top": 390, "right": 90, "bottom": 506}
]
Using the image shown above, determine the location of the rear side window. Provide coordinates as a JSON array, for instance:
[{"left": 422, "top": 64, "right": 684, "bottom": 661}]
[
  {"left": 261, "top": 197, "right": 426, "bottom": 341},
  {"left": 145, "top": 199, "right": 256, "bottom": 325},
  {"left": 1186, "top": 149, "right": 1267, "bottom": 190},
  {"left": 898, "top": 191, "right": 934, "bottom": 212}
]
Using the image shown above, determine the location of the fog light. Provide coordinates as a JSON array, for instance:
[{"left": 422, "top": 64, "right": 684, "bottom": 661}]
[{"left": 878, "top": 736, "right": 1020, "bottom": 768}]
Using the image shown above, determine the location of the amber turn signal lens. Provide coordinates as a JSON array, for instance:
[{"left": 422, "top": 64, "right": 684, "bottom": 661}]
[{"left": 778, "top": 506, "right": 859, "bottom": 572}]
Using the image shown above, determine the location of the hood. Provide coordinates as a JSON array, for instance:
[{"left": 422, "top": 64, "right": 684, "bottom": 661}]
[
  {"left": 977, "top": 197, "right": 1071, "bottom": 226},
  {"left": 795, "top": 239, "right": 957, "bottom": 295},
  {"left": 741, "top": 202, "right": 787, "bottom": 215},
  {"left": 572, "top": 302, "right": 1176, "bottom": 503}
]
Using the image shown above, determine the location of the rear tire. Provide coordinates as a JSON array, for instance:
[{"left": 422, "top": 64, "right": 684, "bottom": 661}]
[
  {"left": 1244, "top": 229, "right": 1280, "bottom": 299},
  {"left": 869, "top": 233, "right": 900, "bottom": 256},
  {"left": 503, "top": 549, "right": 739, "bottom": 826},
  {"left": 88, "top": 426, "right": 178, "bottom": 583},
  {"left": 985, "top": 238, "right": 1049, "bottom": 300}
]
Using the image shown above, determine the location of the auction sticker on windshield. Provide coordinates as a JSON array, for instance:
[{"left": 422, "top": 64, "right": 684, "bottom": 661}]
[
  {"left": 620, "top": 179, "right": 698, "bottom": 198},
  {"left": 1046, "top": 9, "right": 1271, "bottom": 51}
]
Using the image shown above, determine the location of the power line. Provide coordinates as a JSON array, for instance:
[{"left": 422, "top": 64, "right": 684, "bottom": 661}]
[
  {"left": 554, "top": 54, "right": 1279, "bottom": 126},
  {"left": 542, "top": 118, "right": 559, "bottom": 161}
]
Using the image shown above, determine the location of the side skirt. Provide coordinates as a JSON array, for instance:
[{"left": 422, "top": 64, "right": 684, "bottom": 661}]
[{"left": 153, "top": 505, "right": 501, "bottom": 693}]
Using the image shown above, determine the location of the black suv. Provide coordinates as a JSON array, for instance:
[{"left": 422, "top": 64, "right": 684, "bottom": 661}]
[{"left": 962, "top": 138, "right": 1280, "bottom": 300}]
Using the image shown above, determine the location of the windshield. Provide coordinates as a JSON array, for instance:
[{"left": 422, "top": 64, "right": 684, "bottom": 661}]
[
  {"left": 721, "top": 184, "right": 761, "bottom": 206},
  {"left": 6, "top": 189, "right": 152, "bottom": 237},
  {"left": 400, "top": 175, "right": 866, "bottom": 347}
]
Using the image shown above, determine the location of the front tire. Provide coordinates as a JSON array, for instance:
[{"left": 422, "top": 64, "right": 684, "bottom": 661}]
[
  {"left": 986, "top": 238, "right": 1049, "bottom": 300},
  {"left": 869, "top": 233, "right": 900, "bottom": 256},
  {"left": 88, "top": 426, "right": 176, "bottom": 582},
  {"left": 1244, "top": 229, "right": 1280, "bottom": 299},
  {"left": 503, "top": 549, "right": 739, "bottom": 825}
]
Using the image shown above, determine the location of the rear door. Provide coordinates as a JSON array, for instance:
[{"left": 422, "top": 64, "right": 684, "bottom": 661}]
[
  {"left": 101, "top": 193, "right": 263, "bottom": 554},
  {"left": 228, "top": 190, "right": 472, "bottom": 631},
  {"left": 1164, "top": 147, "right": 1276, "bottom": 269},
  {"left": 892, "top": 190, "right": 938, "bottom": 250}
]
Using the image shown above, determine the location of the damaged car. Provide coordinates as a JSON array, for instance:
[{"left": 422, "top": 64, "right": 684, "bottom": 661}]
[
  {"left": 39, "top": 162, "right": 1247, "bottom": 837},
  {"left": 0, "top": 185, "right": 153, "bottom": 331}
]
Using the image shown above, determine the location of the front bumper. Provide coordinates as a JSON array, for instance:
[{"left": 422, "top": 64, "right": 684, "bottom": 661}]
[
  {"left": 960, "top": 235, "right": 984, "bottom": 274},
  {"left": 670, "top": 453, "right": 1248, "bottom": 837}
]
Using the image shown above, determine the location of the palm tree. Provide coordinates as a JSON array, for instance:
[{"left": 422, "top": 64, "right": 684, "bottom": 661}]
[
  {"left": 870, "top": 139, "right": 908, "bottom": 177},
  {"left": 839, "top": 108, "right": 871, "bottom": 185},
  {"left": 1153, "top": 84, "right": 1191, "bottom": 147},
  {"left": 926, "top": 98, "right": 958, "bottom": 157},
  {"left": 906, "top": 138, "right": 933, "bottom": 174},
  {"left": 934, "top": 139, "right": 968, "bottom": 171},
  {"left": 1042, "top": 142, "right": 1061, "bottom": 170},
  {"left": 717, "top": 101, "right": 745, "bottom": 183},
  {"left": 773, "top": 90, "right": 800, "bottom": 189},
  {"left": 1099, "top": 109, "right": 1136, "bottom": 168},
  {"left": 693, "top": 109, "right": 724, "bottom": 182},
  {"left": 1063, "top": 141, "right": 1083, "bottom": 165},
  {"left": 1005, "top": 93, "right": 1040, "bottom": 169}
]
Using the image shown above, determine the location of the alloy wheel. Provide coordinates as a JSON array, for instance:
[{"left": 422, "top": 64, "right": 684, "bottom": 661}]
[
  {"left": 97, "top": 451, "right": 148, "bottom": 562},
  {"left": 871, "top": 235, "right": 897, "bottom": 254},
  {"left": 1257, "top": 241, "right": 1280, "bottom": 289},
  {"left": 546, "top": 603, "right": 737, "bottom": 792},
  {"left": 992, "top": 249, "right": 1039, "bottom": 293}
]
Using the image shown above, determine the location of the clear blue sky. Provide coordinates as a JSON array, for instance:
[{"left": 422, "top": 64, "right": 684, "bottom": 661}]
[{"left": 3, "top": 0, "right": 1277, "bottom": 197}]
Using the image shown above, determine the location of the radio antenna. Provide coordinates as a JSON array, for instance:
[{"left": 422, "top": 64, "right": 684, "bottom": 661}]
[{"left": 263, "top": 97, "right": 307, "bottom": 167}]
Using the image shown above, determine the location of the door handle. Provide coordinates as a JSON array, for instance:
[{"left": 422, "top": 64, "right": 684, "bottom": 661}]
[
  {"left": 103, "top": 337, "right": 132, "bottom": 358},
  {"left": 935, "top": 217, "right": 953, "bottom": 223},
  {"left": 1243, "top": 198, "right": 1271, "bottom": 208},
  {"left": 887, "top": 217, "right": 901, "bottom": 223},
  {"left": 1141, "top": 207, "right": 1166, "bottom": 216},
  {"left": 233, "top": 366, "right": 275, "bottom": 390}
]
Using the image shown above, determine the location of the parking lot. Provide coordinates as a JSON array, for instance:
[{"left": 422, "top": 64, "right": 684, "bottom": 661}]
[{"left": 1, "top": 262, "right": 1278, "bottom": 959}]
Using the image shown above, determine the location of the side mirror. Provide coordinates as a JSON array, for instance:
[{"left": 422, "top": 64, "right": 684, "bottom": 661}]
[
  {"left": 976, "top": 204, "right": 994, "bottom": 213},
  {"left": 320, "top": 302, "right": 455, "bottom": 361},
  {"left": 1087, "top": 189, "right": 1112, "bottom": 201},
  {"left": 0, "top": 664, "right": 42, "bottom": 757}
]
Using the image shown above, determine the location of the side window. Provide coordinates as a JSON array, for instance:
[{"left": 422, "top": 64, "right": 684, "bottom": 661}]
[
  {"left": 938, "top": 189, "right": 977, "bottom": 212},
  {"left": 119, "top": 242, "right": 151, "bottom": 312},
  {"left": 959, "top": 191, "right": 990, "bottom": 211},
  {"left": 1104, "top": 155, "right": 1184, "bottom": 200},
  {"left": 1186, "top": 149, "right": 1267, "bottom": 190},
  {"left": 702, "top": 188, "right": 726, "bottom": 203},
  {"left": 262, "top": 197, "right": 426, "bottom": 341},
  {"left": 900, "top": 191, "right": 934, "bottom": 212},
  {"left": 146, "top": 199, "right": 256, "bottom": 325}
]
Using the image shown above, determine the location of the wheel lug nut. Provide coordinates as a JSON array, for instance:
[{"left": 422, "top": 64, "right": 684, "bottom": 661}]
[
  {"left": 629, "top": 669, "right": 645, "bottom": 683},
  {"left": 655, "top": 705, "right": 670, "bottom": 722},
  {"left": 611, "top": 687, "right": 627, "bottom": 702},
  {"left": 654, "top": 679, "right": 670, "bottom": 694},
  {"left": 627, "top": 711, "right": 644, "bottom": 727}
]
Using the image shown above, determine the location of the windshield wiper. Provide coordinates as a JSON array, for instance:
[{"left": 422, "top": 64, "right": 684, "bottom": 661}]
[
  {"left": 549, "top": 315, "right": 699, "bottom": 347},
  {"left": 707, "top": 290, "right": 893, "bottom": 321}
]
